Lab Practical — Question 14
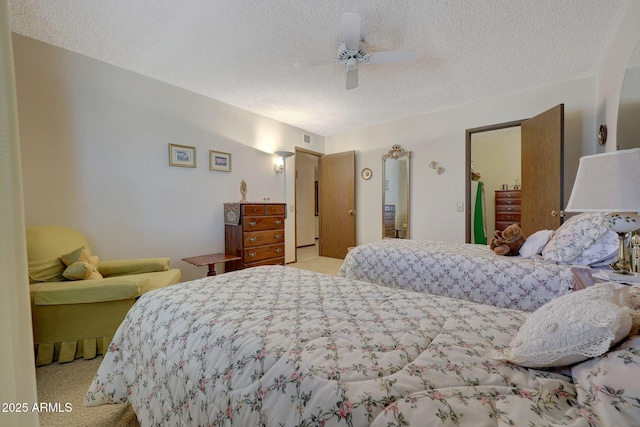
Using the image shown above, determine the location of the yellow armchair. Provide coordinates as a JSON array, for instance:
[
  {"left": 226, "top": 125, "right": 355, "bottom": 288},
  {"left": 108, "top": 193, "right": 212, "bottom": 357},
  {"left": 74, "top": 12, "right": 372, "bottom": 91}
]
[{"left": 26, "top": 226, "right": 181, "bottom": 365}]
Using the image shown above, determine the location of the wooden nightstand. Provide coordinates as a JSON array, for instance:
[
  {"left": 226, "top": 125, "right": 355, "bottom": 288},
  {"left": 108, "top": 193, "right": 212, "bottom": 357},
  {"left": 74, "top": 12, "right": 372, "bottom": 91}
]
[{"left": 182, "top": 253, "right": 241, "bottom": 277}]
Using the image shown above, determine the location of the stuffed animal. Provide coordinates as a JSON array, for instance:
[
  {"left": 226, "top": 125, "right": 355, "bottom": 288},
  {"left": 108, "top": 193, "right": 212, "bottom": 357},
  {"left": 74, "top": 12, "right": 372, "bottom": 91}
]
[{"left": 489, "top": 224, "right": 526, "bottom": 256}]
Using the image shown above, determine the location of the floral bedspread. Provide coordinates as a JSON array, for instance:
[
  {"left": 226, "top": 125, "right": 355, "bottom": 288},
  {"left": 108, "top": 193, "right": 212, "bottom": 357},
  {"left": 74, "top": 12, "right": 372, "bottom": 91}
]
[
  {"left": 85, "top": 266, "right": 616, "bottom": 426},
  {"left": 339, "top": 239, "right": 576, "bottom": 311}
]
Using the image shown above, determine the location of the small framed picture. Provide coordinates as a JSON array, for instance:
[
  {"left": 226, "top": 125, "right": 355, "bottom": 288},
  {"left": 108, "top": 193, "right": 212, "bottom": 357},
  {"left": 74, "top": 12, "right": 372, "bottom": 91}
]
[
  {"left": 169, "top": 144, "right": 196, "bottom": 168},
  {"left": 210, "top": 150, "right": 231, "bottom": 172}
]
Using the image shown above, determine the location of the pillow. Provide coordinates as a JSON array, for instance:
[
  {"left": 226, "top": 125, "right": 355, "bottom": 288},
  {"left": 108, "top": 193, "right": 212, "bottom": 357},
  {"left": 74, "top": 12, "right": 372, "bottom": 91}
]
[
  {"left": 571, "top": 230, "right": 619, "bottom": 266},
  {"left": 542, "top": 213, "right": 609, "bottom": 263},
  {"left": 60, "top": 246, "right": 99, "bottom": 267},
  {"left": 62, "top": 261, "right": 103, "bottom": 280},
  {"left": 569, "top": 332, "right": 640, "bottom": 426},
  {"left": 488, "top": 283, "right": 633, "bottom": 368},
  {"left": 519, "top": 229, "right": 553, "bottom": 258}
]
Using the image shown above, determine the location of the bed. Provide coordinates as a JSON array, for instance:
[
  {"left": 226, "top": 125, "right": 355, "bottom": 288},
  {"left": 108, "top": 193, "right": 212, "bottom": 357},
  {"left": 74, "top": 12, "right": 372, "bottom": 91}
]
[
  {"left": 340, "top": 213, "right": 620, "bottom": 311},
  {"left": 84, "top": 266, "right": 640, "bottom": 426}
]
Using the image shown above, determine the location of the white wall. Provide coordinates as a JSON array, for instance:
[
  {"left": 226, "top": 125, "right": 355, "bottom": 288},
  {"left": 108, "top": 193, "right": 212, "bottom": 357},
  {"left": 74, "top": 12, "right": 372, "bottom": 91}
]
[
  {"left": 327, "top": 77, "right": 597, "bottom": 245},
  {"left": 13, "top": 34, "right": 324, "bottom": 281},
  {"left": 597, "top": 0, "right": 640, "bottom": 152}
]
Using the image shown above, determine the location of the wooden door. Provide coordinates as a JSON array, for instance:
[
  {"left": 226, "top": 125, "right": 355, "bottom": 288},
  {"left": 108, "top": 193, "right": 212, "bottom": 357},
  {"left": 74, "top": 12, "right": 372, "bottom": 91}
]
[
  {"left": 521, "top": 104, "right": 564, "bottom": 235},
  {"left": 319, "top": 151, "right": 356, "bottom": 258}
]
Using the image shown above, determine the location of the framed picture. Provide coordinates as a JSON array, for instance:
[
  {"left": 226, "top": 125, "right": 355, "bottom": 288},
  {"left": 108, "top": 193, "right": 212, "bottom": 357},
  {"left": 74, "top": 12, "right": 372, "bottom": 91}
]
[
  {"left": 168, "top": 144, "right": 196, "bottom": 168},
  {"left": 210, "top": 150, "right": 231, "bottom": 172}
]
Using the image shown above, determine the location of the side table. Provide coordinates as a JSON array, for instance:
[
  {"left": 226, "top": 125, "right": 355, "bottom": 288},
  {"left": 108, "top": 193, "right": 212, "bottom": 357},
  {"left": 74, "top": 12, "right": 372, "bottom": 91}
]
[{"left": 182, "top": 253, "right": 241, "bottom": 277}]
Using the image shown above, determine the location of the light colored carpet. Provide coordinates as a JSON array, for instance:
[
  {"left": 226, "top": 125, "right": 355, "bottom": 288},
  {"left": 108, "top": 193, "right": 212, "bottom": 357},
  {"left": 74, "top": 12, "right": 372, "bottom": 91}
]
[
  {"left": 36, "top": 251, "right": 343, "bottom": 426},
  {"left": 36, "top": 355, "right": 138, "bottom": 426}
]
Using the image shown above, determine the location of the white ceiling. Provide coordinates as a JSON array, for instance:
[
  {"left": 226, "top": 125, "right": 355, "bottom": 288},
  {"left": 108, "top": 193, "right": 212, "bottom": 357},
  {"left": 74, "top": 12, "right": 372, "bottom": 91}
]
[{"left": 8, "top": 0, "right": 634, "bottom": 137}]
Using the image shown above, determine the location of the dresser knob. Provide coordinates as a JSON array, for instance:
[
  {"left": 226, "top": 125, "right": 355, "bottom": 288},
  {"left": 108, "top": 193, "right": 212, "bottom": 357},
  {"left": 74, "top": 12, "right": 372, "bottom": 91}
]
[
  {"left": 274, "top": 234, "right": 282, "bottom": 239},
  {"left": 248, "top": 237, "right": 257, "bottom": 243},
  {"left": 275, "top": 248, "right": 282, "bottom": 254},
  {"left": 248, "top": 220, "right": 257, "bottom": 226},
  {"left": 248, "top": 252, "right": 257, "bottom": 257},
  {"left": 274, "top": 220, "right": 282, "bottom": 225}
]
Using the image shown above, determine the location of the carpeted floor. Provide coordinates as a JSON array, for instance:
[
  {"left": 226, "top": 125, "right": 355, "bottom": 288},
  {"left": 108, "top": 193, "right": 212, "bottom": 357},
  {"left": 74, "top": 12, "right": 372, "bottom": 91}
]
[
  {"left": 36, "top": 355, "right": 138, "bottom": 426},
  {"left": 36, "top": 247, "right": 344, "bottom": 426}
]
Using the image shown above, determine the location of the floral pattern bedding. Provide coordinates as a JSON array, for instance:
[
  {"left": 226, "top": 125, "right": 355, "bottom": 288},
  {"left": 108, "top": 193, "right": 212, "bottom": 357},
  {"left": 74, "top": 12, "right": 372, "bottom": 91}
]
[
  {"left": 339, "top": 239, "right": 576, "bottom": 311},
  {"left": 83, "top": 266, "right": 635, "bottom": 426}
]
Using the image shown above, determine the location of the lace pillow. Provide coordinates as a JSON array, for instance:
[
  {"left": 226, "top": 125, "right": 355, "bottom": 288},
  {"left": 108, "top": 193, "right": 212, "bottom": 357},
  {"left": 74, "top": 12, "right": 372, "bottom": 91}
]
[
  {"left": 488, "top": 283, "right": 633, "bottom": 368},
  {"left": 542, "top": 213, "right": 609, "bottom": 263},
  {"left": 519, "top": 229, "right": 553, "bottom": 258}
]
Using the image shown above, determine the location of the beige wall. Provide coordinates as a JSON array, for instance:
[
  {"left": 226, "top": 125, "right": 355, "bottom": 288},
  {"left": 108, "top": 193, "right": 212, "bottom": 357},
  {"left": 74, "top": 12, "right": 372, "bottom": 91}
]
[{"left": 13, "top": 34, "right": 324, "bottom": 280}]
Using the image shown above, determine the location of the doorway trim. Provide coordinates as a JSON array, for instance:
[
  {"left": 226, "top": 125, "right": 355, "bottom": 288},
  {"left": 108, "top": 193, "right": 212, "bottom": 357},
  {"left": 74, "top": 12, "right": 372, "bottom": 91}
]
[{"left": 465, "top": 119, "right": 525, "bottom": 243}]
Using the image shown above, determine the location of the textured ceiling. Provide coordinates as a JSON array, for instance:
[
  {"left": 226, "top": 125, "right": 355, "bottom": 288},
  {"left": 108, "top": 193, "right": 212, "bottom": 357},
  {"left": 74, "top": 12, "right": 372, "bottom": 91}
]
[{"left": 8, "top": 0, "right": 634, "bottom": 137}]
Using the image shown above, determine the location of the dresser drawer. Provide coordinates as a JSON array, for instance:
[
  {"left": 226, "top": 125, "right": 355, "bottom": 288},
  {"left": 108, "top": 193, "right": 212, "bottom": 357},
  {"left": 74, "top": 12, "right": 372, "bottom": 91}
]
[
  {"left": 243, "top": 230, "right": 284, "bottom": 247},
  {"left": 266, "top": 204, "right": 286, "bottom": 216},
  {"left": 242, "top": 204, "right": 267, "bottom": 216},
  {"left": 495, "top": 213, "right": 521, "bottom": 223},
  {"left": 495, "top": 191, "right": 521, "bottom": 202},
  {"left": 244, "top": 244, "right": 285, "bottom": 262},
  {"left": 243, "top": 216, "right": 285, "bottom": 231},
  {"left": 495, "top": 203, "right": 521, "bottom": 214},
  {"left": 245, "top": 257, "right": 285, "bottom": 268}
]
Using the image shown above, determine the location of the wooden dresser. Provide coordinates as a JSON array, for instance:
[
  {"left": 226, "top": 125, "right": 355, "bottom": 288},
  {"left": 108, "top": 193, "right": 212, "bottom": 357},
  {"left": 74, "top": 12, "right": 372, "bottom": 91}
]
[
  {"left": 224, "top": 202, "right": 286, "bottom": 270},
  {"left": 384, "top": 205, "right": 396, "bottom": 238},
  {"left": 495, "top": 190, "right": 521, "bottom": 232}
]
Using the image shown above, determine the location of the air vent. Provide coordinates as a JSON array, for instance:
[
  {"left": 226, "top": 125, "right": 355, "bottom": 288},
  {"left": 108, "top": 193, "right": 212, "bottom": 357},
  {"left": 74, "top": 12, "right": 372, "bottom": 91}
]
[{"left": 303, "top": 134, "right": 311, "bottom": 144}]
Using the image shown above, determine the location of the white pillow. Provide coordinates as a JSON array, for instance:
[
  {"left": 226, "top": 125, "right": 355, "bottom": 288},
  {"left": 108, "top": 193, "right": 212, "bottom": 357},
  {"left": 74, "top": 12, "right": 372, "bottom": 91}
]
[
  {"left": 488, "top": 283, "right": 633, "bottom": 368},
  {"left": 519, "top": 229, "right": 553, "bottom": 258},
  {"left": 542, "top": 213, "right": 609, "bottom": 263},
  {"left": 571, "top": 230, "right": 619, "bottom": 266}
]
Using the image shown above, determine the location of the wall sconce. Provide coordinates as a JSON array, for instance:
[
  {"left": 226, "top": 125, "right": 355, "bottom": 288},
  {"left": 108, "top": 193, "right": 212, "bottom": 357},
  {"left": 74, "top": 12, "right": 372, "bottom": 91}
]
[
  {"left": 274, "top": 151, "right": 294, "bottom": 174},
  {"left": 429, "top": 161, "right": 445, "bottom": 175},
  {"left": 274, "top": 157, "right": 284, "bottom": 173}
]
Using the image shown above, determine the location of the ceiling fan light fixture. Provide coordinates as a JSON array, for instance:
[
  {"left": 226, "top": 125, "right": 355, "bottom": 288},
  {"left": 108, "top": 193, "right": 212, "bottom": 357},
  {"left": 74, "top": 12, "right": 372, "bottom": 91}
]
[{"left": 346, "top": 57, "right": 358, "bottom": 71}]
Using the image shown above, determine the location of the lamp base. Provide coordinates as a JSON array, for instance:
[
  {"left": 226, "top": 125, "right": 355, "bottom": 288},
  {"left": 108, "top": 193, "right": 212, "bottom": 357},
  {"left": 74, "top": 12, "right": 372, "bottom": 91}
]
[{"left": 605, "top": 213, "right": 640, "bottom": 275}]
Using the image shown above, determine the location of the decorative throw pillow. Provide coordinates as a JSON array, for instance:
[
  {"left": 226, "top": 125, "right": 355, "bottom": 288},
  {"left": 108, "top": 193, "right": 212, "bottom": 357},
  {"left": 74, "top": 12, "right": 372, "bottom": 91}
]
[
  {"left": 62, "top": 261, "right": 103, "bottom": 280},
  {"left": 519, "top": 229, "right": 553, "bottom": 258},
  {"left": 488, "top": 283, "right": 633, "bottom": 368},
  {"left": 542, "top": 213, "right": 609, "bottom": 263},
  {"left": 60, "top": 246, "right": 100, "bottom": 268},
  {"left": 571, "top": 230, "right": 619, "bottom": 266}
]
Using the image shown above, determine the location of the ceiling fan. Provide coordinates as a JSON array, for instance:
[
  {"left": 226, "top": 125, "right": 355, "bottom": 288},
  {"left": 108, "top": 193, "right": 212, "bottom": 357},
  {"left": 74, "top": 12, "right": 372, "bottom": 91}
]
[{"left": 294, "top": 12, "right": 415, "bottom": 90}]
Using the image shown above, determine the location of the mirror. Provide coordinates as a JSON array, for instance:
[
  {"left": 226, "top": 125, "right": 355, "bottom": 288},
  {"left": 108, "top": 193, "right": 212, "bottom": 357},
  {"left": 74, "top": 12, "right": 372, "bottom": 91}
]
[
  {"left": 382, "top": 145, "right": 411, "bottom": 239},
  {"left": 617, "top": 40, "right": 640, "bottom": 150}
]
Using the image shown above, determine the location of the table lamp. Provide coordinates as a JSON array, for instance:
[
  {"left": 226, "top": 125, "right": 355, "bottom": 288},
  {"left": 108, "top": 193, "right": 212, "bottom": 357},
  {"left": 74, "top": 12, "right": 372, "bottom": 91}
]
[{"left": 565, "top": 148, "right": 640, "bottom": 274}]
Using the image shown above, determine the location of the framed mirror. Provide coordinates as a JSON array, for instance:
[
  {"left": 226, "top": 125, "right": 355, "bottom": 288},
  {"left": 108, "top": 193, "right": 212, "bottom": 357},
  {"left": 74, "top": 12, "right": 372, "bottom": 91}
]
[{"left": 382, "top": 145, "right": 411, "bottom": 239}]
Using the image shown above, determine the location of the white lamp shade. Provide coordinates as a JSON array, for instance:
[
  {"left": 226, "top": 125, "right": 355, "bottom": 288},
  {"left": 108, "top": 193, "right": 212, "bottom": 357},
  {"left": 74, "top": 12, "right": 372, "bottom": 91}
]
[{"left": 565, "top": 148, "right": 640, "bottom": 212}]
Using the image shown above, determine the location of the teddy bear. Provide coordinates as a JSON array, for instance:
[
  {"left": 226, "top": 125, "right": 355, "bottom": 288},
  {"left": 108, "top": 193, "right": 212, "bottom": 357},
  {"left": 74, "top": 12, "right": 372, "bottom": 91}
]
[{"left": 489, "top": 223, "right": 526, "bottom": 256}]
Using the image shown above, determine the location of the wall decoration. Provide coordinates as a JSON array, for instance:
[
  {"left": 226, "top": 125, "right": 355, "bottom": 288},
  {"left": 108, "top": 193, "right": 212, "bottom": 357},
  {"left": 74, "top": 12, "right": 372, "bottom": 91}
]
[
  {"left": 360, "top": 168, "right": 372, "bottom": 180},
  {"left": 169, "top": 144, "right": 196, "bottom": 168},
  {"left": 210, "top": 150, "right": 231, "bottom": 172}
]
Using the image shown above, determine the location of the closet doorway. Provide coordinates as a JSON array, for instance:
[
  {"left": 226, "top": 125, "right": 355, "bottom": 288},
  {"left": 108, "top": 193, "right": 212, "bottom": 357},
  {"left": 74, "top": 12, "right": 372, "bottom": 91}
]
[
  {"left": 465, "top": 104, "right": 565, "bottom": 242},
  {"left": 295, "top": 149, "right": 320, "bottom": 262}
]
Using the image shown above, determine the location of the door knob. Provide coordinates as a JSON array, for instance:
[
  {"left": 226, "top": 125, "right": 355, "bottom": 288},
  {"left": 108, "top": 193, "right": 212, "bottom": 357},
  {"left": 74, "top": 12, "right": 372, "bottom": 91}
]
[
  {"left": 551, "top": 210, "right": 558, "bottom": 217},
  {"left": 348, "top": 209, "right": 356, "bottom": 215}
]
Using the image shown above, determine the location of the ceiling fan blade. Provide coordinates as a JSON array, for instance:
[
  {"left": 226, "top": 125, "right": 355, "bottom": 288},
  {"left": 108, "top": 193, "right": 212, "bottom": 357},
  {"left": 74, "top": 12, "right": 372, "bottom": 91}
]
[
  {"left": 342, "top": 12, "right": 361, "bottom": 51},
  {"left": 346, "top": 67, "right": 358, "bottom": 90},
  {"left": 293, "top": 59, "right": 336, "bottom": 68},
  {"left": 365, "top": 51, "right": 415, "bottom": 64}
]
